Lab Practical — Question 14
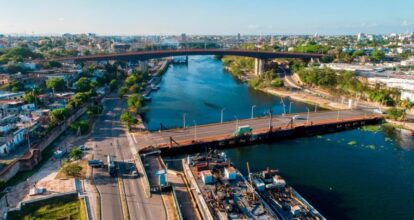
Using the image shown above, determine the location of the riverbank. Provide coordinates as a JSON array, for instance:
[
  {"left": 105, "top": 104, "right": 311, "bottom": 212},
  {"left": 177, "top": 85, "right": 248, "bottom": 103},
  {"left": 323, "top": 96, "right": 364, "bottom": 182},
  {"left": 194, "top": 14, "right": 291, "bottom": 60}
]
[{"left": 261, "top": 86, "right": 414, "bottom": 133}]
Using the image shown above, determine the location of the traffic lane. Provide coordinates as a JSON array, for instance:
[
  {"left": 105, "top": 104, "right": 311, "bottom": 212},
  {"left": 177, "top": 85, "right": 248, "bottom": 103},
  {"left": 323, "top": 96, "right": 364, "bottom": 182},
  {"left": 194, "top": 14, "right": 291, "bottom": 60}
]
[
  {"left": 156, "top": 110, "right": 367, "bottom": 139},
  {"left": 92, "top": 97, "right": 124, "bottom": 220},
  {"left": 148, "top": 110, "right": 370, "bottom": 143},
  {"left": 113, "top": 97, "right": 167, "bottom": 220}
]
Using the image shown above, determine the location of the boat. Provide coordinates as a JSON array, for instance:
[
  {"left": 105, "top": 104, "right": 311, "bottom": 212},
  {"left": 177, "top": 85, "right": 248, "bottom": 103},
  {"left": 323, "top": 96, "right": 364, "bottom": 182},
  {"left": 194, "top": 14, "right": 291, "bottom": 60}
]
[
  {"left": 143, "top": 95, "right": 152, "bottom": 101},
  {"left": 250, "top": 168, "right": 326, "bottom": 220},
  {"left": 182, "top": 150, "right": 277, "bottom": 220},
  {"left": 151, "top": 84, "right": 160, "bottom": 91}
]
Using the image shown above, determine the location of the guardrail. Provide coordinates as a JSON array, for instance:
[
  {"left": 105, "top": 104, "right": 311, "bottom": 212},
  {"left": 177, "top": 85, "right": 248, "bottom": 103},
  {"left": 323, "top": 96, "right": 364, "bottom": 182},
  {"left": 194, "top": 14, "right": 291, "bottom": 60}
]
[
  {"left": 136, "top": 153, "right": 151, "bottom": 198},
  {"left": 171, "top": 186, "right": 183, "bottom": 220}
]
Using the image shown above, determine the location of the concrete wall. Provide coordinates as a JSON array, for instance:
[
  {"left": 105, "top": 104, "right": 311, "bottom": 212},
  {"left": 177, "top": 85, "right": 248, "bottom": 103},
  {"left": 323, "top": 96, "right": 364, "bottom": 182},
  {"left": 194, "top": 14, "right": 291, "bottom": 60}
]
[
  {"left": 0, "top": 102, "right": 92, "bottom": 182},
  {"left": 0, "top": 160, "right": 20, "bottom": 182}
]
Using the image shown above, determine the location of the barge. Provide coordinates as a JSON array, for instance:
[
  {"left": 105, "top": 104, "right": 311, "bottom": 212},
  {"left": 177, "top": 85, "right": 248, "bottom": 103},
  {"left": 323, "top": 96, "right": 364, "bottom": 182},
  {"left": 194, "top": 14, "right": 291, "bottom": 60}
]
[
  {"left": 183, "top": 151, "right": 277, "bottom": 220},
  {"left": 250, "top": 168, "right": 326, "bottom": 220}
]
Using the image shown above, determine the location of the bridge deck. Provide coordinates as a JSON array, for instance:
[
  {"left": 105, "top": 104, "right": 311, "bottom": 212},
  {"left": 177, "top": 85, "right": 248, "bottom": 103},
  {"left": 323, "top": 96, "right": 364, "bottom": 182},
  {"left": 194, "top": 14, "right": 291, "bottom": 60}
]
[
  {"left": 58, "top": 49, "right": 323, "bottom": 62},
  {"left": 135, "top": 110, "right": 382, "bottom": 152}
]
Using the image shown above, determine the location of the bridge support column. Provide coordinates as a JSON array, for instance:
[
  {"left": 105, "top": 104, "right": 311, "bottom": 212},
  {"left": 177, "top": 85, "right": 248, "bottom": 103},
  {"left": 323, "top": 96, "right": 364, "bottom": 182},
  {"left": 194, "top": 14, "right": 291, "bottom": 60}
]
[{"left": 254, "top": 58, "right": 265, "bottom": 76}]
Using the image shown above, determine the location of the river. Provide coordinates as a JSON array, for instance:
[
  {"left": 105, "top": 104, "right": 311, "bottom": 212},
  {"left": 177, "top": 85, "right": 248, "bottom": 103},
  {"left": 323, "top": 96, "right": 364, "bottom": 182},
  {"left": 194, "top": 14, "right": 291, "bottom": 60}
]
[{"left": 143, "top": 56, "right": 414, "bottom": 220}]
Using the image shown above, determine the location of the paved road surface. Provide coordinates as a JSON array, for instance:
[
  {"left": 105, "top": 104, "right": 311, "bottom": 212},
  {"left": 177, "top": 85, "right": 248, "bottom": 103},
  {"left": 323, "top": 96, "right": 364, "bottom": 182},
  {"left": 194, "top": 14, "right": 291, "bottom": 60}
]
[
  {"left": 91, "top": 94, "right": 166, "bottom": 220},
  {"left": 135, "top": 109, "right": 378, "bottom": 148}
]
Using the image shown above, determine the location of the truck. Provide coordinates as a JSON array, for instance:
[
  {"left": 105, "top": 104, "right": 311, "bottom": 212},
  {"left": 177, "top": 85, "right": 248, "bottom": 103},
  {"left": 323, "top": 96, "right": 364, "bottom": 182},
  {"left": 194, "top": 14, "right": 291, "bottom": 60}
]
[
  {"left": 88, "top": 159, "right": 103, "bottom": 168},
  {"left": 107, "top": 155, "right": 117, "bottom": 177},
  {"left": 234, "top": 125, "right": 253, "bottom": 137}
]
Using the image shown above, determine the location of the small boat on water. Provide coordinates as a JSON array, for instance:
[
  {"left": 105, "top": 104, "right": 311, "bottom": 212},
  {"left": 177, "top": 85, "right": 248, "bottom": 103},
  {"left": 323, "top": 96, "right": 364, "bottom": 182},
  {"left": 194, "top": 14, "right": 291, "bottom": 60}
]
[
  {"left": 143, "top": 95, "right": 152, "bottom": 101},
  {"left": 151, "top": 84, "right": 160, "bottom": 91}
]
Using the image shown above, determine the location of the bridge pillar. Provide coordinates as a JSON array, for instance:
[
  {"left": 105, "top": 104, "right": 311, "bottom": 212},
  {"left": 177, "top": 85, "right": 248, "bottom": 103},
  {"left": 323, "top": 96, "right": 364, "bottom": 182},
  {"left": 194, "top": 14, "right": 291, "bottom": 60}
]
[{"left": 254, "top": 58, "right": 265, "bottom": 76}]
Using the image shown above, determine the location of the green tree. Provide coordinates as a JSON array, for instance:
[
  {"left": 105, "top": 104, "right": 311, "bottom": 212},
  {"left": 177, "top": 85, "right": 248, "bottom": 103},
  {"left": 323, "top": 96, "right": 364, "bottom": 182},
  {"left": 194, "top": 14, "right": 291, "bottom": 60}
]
[
  {"left": 74, "top": 77, "right": 92, "bottom": 92},
  {"left": 118, "top": 86, "right": 128, "bottom": 98},
  {"left": 49, "top": 108, "right": 70, "bottom": 126},
  {"left": 352, "top": 50, "right": 365, "bottom": 58},
  {"left": 127, "top": 93, "right": 143, "bottom": 113},
  {"left": 120, "top": 110, "right": 137, "bottom": 130},
  {"left": 46, "top": 60, "right": 63, "bottom": 68},
  {"left": 46, "top": 78, "right": 66, "bottom": 92},
  {"left": 63, "top": 164, "right": 83, "bottom": 177},
  {"left": 271, "top": 78, "right": 284, "bottom": 87},
  {"left": 69, "top": 120, "right": 90, "bottom": 135},
  {"left": 109, "top": 79, "right": 117, "bottom": 91},
  {"left": 386, "top": 107, "right": 406, "bottom": 121},
  {"left": 69, "top": 147, "right": 83, "bottom": 160},
  {"left": 370, "top": 49, "right": 385, "bottom": 63},
  {"left": 22, "top": 91, "right": 43, "bottom": 105}
]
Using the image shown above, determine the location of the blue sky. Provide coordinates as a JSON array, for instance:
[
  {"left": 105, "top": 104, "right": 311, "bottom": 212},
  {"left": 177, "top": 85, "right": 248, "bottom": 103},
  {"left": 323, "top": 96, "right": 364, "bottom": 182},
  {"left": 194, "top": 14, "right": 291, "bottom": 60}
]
[{"left": 0, "top": 0, "right": 413, "bottom": 35}]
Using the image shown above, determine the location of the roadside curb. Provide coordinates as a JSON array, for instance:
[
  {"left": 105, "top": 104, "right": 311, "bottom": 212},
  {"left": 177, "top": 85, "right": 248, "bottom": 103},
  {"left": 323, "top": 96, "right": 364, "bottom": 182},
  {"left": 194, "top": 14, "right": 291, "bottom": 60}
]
[{"left": 117, "top": 176, "right": 130, "bottom": 220}]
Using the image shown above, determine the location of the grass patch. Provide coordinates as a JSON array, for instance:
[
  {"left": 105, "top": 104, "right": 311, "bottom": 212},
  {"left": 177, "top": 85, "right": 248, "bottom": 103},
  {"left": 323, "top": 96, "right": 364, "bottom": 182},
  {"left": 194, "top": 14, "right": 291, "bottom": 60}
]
[
  {"left": 7, "top": 195, "right": 87, "bottom": 220},
  {"left": 361, "top": 125, "right": 382, "bottom": 133},
  {"left": 55, "top": 160, "right": 87, "bottom": 180}
]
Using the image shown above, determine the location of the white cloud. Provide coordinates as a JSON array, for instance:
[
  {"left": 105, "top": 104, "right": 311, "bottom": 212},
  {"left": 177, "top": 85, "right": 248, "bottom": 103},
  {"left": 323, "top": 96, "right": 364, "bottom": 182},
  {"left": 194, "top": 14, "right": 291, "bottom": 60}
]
[{"left": 58, "top": 17, "right": 64, "bottom": 23}]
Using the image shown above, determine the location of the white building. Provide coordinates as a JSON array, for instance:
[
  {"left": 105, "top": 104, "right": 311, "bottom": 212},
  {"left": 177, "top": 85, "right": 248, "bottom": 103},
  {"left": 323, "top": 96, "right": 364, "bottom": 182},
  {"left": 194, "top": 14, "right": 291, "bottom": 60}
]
[
  {"left": 367, "top": 76, "right": 414, "bottom": 102},
  {"left": 0, "top": 128, "right": 26, "bottom": 156},
  {"left": 401, "top": 57, "right": 414, "bottom": 67}
]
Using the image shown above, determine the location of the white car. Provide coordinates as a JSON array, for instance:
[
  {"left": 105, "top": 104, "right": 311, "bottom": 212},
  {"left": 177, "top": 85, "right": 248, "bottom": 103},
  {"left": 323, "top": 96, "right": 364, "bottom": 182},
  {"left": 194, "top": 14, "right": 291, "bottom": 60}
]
[{"left": 292, "top": 115, "right": 307, "bottom": 120}]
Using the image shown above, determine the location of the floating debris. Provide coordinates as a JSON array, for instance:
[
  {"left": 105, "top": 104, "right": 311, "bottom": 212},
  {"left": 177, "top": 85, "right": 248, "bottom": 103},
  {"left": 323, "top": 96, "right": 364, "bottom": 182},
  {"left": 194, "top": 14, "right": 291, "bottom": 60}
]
[
  {"left": 348, "top": 141, "right": 357, "bottom": 145},
  {"left": 361, "top": 125, "right": 382, "bottom": 133},
  {"left": 366, "top": 145, "right": 376, "bottom": 150}
]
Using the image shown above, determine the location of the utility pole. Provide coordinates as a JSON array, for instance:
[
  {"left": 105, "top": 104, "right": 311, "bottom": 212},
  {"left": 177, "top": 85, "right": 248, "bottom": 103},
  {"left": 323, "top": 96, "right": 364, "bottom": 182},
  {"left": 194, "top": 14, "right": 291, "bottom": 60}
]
[
  {"left": 183, "top": 113, "right": 186, "bottom": 129},
  {"left": 193, "top": 120, "right": 197, "bottom": 141},
  {"left": 306, "top": 107, "right": 310, "bottom": 124},
  {"left": 315, "top": 104, "right": 318, "bottom": 112},
  {"left": 337, "top": 110, "right": 340, "bottom": 120},
  {"left": 289, "top": 102, "right": 293, "bottom": 114}
]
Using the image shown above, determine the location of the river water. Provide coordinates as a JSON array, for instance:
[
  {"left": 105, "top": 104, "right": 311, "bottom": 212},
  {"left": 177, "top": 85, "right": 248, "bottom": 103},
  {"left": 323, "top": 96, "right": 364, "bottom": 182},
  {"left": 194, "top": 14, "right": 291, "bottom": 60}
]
[{"left": 143, "top": 56, "right": 414, "bottom": 220}]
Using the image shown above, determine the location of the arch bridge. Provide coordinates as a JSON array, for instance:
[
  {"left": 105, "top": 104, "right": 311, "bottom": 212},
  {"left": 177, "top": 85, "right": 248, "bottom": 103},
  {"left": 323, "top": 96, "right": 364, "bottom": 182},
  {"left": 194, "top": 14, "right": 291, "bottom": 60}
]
[{"left": 60, "top": 49, "right": 323, "bottom": 76}]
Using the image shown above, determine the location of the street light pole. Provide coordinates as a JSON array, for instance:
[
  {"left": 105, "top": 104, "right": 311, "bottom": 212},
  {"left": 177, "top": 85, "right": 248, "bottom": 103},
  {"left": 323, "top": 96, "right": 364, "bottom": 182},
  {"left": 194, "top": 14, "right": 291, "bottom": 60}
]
[
  {"left": 251, "top": 105, "right": 256, "bottom": 119},
  {"left": 289, "top": 102, "right": 293, "bottom": 114},
  {"left": 315, "top": 104, "right": 318, "bottom": 112},
  {"left": 337, "top": 110, "right": 340, "bottom": 120},
  {"left": 220, "top": 108, "right": 225, "bottom": 124},
  {"left": 234, "top": 115, "right": 239, "bottom": 130},
  {"left": 183, "top": 113, "right": 186, "bottom": 129},
  {"left": 306, "top": 107, "right": 310, "bottom": 124},
  {"left": 268, "top": 109, "right": 273, "bottom": 129},
  {"left": 193, "top": 120, "right": 197, "bottom": 141},
  {"left": 280, "top": 99, "right": 286, "bottom": 115}
]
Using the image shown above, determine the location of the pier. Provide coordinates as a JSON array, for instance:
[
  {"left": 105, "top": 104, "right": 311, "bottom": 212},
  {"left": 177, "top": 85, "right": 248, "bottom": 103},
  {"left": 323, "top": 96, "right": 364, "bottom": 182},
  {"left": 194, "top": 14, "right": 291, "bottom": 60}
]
[{"left": 136, "top": 109, "right": 383, "bottom": 154}]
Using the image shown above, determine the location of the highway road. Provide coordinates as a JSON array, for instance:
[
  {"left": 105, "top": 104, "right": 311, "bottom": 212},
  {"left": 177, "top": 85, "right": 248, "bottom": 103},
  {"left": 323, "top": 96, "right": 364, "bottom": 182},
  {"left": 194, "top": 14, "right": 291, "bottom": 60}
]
[
  {"left": 136, "top": 109, "right": 379, "bottom": 148},
  {"left": 90, "top": 93, "right": 166, "bottom": 220}
]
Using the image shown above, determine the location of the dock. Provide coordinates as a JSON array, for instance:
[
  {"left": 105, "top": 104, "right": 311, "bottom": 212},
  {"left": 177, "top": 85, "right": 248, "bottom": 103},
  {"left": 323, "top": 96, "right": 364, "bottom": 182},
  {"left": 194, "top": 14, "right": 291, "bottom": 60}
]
[{"left": 137, "top": 109, "right": 383, "bottom": 154}]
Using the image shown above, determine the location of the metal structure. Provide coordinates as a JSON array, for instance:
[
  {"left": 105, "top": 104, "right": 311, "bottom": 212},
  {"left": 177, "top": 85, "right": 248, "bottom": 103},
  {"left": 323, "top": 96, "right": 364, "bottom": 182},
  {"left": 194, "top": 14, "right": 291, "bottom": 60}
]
[{"left": 58, "top": 49, "right": 323, "bottom": 62}]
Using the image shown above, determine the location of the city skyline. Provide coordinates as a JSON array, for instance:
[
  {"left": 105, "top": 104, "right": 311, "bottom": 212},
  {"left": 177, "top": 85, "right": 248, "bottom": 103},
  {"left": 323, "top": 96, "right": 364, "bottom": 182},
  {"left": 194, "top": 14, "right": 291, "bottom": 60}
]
[{"left": 1, "top": 0, "right": 414, "bottom": 36}]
